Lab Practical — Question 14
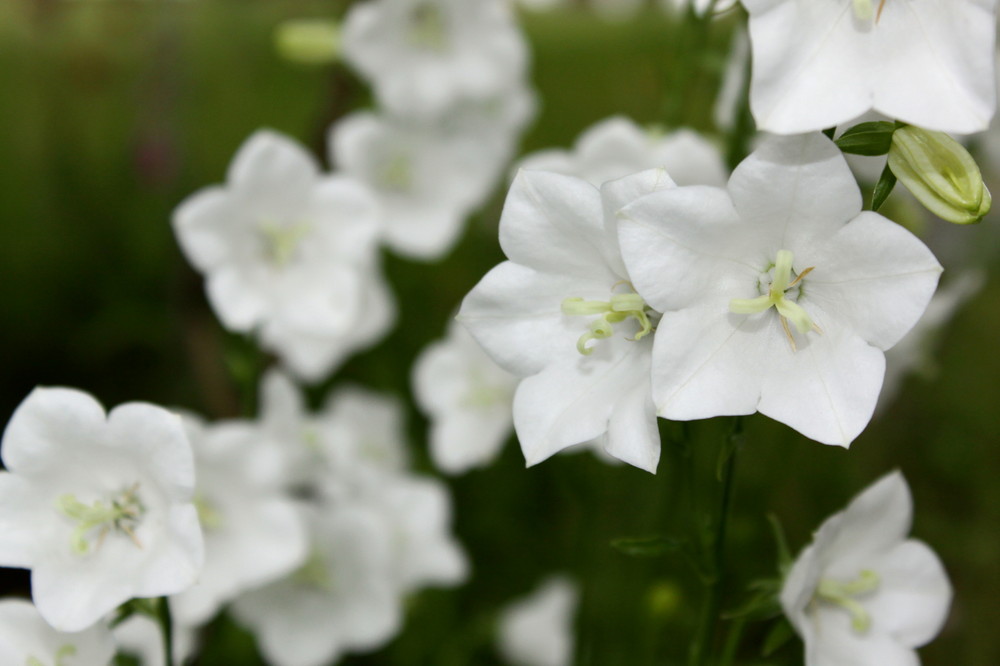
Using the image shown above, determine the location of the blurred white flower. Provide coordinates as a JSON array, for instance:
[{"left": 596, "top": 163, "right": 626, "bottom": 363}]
[
  {"left": 460, "top": 168, "right": 678, "bottom": 473},
  {"left": 0, "top": 387, "right": 203, "bottom": 631},
  {"left": 617, "top": 133, "right": 942, "bottom": 446},
  {"left": 111, "top": 612, "right": 196, "bottom": 666},
  {"left": 329, "top": 111, "right": 503, "bottom": 260},
  {"left": 0, "top": 598, "right": 115, "bottom": 665},
  {"left": 342, "top": 0, "right": 529, "bottom": 119},
  {"left": 169, "top": 415, "right": 309, "bottom": 627},
  {"left": 413, "top": 317, "right": 517, "bottom": 474},
  {"left": 743, "top": 0, "right": 997, "bottom": 134},
  {"left": 172, "top": 129, "right": 392, "bottom": 381},
  {"left": 662, "top": 0, "right": 738, "bottom": 17},
  {"left": 781, "top": 471, "right": 952, "bottom": 666},
  {"left": 498, "top": 576, "right": 578, "bottom": 666},
  {"left": 231, "top": 504, "right": 402, "bottom": 666},
  {"left": 519, "top": 116, "right": 727, "bottom": 188}
]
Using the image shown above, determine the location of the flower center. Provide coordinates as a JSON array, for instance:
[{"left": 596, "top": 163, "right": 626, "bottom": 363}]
[
  {"left": 460, "top": 368, "right": 512, "bottom": 408},
  {"left": 26, "top": 645, "right": 77, "bottom": 666},
  {"left": 815, "top": 569, "right": 880, "bottom": 633},
  {"left": 561, "top": 282, "right": 654, "bottom": 356},
  {"left": 852, "top": 0, "right": 887, "bottom": 22},
  {"left": 56, "top": 484, "right": 145, "bottom": 555},
  {"left": 194, "top": 494, "right": 223, "bottom": 531},
  {"left": 729, "top": 249, "right": 821, "bottom": 352},
  {"left": 292, "top": 548, "right": 334, "bottom": 591},
  {"left": 259, "top": 220, "right": 310, "bottom": 268},
  {"left": 379, "top": 153, "right": 413, "bottom": 193},
  {"left": 408, "top": 3, "right": 448, "bottom": 51}
]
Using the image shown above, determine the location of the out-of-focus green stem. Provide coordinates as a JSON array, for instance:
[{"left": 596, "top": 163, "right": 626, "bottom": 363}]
[{"left": 157, "top": 596, "right": 174, "bottom": 666}]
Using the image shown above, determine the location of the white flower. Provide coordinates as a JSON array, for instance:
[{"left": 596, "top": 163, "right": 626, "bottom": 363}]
[
  {"left": 497, "top": 576, "right": 578, "bottom": 666},
  {"left": 231, "top": 504, "right": 401, "bottom": 666},
  {"left": 329, "top": 111, "right": 501, "bottom": 260},
  {"left": 111, "top": 612, "right": 196, "bottom": 666},
  {"left": 617, "top": 133, "right": 942, "bottom": 446},
  {"left": 459, "top": 168, "right": 677, "bottom": 473},
  {"left": 172, "top": 129, "right": 392, "bottom": 381},
  {"left": 0, "top": 387, "right": 203, "bottom": 631},
  {"left": 0, "top": 598, "right": 115, "bottom": 665},
  {"left": 743, "top": 0, "right": 998, "bottom": 134},
  {"left": 342, "top": 0, "right": 529, "bottom": 119},
  {"left": 518, "top": 116, "right": 727, "bottom": 189},
  {"left": 781, "top": 472, "right": 952, "bottom": 666},
  {"left": 412, "top": 317, "right": 517, "bottom": 474},
  {"left": 662, "top": 0, "right": 738, "bottom": 17},
  {"left": 169, "top": 415, "right": 309, "bottom": 626}
]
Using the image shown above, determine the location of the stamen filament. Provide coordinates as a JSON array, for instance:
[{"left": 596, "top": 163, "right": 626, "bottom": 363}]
[
  {"left": 562, "top": 284, "right": 654, "bottom": 355},
  {"left": 816, "top": 569, "right": 880, "bottom": 633}
]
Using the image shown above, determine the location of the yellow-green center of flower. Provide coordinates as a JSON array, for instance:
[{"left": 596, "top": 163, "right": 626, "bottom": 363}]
[
  {"left": 815, "top": 569, "right": 880, "bottom": 633},
  {"left": 729, "top": 250, "right": 821, "bottom": 352},
  {"left": 292, "top": 548, "right": 334, "bottom": 591},
  {"left": 379, "top": 153, "right": 413, "bottom": 193},
  {"left": 852, "top": 0, "right": 887, "bottom": 22},
  {"left": 460, "top": 368, "right": 511, "bottom": 408},
  {"left": 408, "top": 3, "right": 448, "bottom": 51},
  {"left": 26, "top": 645, "right": 77, "bottom": 666},
  {"left": 56, "top": 484, "right": 145, "bottom": 555},
  {"left": 260, "top": 220, "right": 310, "bottom": 268},
  {"left": 561, "top": 282, "right": 654, "bottom": 356},
  {"left": 194, "top": 494, "right": 223, "bottom": 531}
]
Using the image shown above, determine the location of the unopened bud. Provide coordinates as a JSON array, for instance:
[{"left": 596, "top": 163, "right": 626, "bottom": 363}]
[
  {"left": 274, "top": 19, "right": 341, "bottom": 65},
  {"left": 888, "top": 126, "right": 990, "bottom": 225}
]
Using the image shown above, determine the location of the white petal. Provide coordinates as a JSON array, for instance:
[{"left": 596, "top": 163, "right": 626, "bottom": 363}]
[
  {"left": 171, "top": 186, "right": 245, "bottom": 272},
  {"left": 867, "top": 539, "right": 952, "bottom": 647},
  {"left": 205, "top": 267, "right": 269, "bottom": 332},
  {"left": 804, "top": 213, "right": 943, "bottom": 351},
  {"left": 227, "top": 130, "right": 318, "bottom": 217},
  {"left": 0, "top": 474, "right": 44, "bottom": 568},
  {"left": 0, "top": 599, "right": 116, "bottom": 666},
  {"left": 106, "top": 402, "right": 195, "bottom": 502},
  {"left": 431, "top": 409, "right": 512, "bottom": 474},
  {"left": 599, "top": 167, "right": 677, "bottom": 277},
  {"left": 605, "top": 374, "right": 660, "bottom": 473},
  {"left": 807, "top": 605, "right": 921, "bottom": 666}
]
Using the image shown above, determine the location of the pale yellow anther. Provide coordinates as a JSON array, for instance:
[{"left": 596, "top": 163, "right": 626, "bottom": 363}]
[
  {"left": 816, "top": 569, "right": 880, "bottom": 633},
  {"left": 56, "top": 484, "right": 145, "bottom": 555}
]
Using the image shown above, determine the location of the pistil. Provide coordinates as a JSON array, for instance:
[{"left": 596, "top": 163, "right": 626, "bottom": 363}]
[
  {"left": 561, "top": 282, "right": 653, "bottom": 355},
  {"left": 56, "top": 484, "right": 145, "bottom": 554},
  {"left": 815, "top": 569, "right": 880, "bottom": 633}
]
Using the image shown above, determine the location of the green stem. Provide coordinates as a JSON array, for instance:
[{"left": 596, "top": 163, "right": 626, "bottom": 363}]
[
  {"left": 718, "top": 616, "right": 746, "bottom": 666},
  {"left": 688, "top": 417, "right": 741, "bottom": 666},
  {"left": 157, "top": 596, "right": 174, "bottom": 666}
]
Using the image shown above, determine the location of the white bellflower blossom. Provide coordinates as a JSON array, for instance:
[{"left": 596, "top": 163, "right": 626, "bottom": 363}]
[
  {"left": 0, "top": 599, "right": 114, "bottom": 665},
  {"left": 459, "top": 168, "right": 678, "bottom": 472},
  {"left": 617, "top": 133, "right": 942, "bottom": 446},
  {"left": 497, "top": 577, "right": 579, "bottom": 666},
  {"left": 781, "top": 472, "right": 952, "bottom": 665},
  {"left": 0, "top": 388, "right": 203, "bottom": 631},
  {"left": 172, "top": 130, "right": 392, "bottom": 381},
  {"left": 342, "top": 0, "right": 529, "bottom": 120},
  {"left": 744, "top": 0, "right": 998, "bottom": 134}
]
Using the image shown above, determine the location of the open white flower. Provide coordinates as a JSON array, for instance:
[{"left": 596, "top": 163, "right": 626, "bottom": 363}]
[
  {"left": 617, "top": 133, "right": 942, "bottom": 446},
  {"left": 0, "top": 598, "right": 114, "bottom": 665},
  {"left": 459, "top": 168, "right": 677, "bottom": 472},
  {"left": 0, "top": 387, "right": 203, "bottom": 631},
  {"left": 342, "top": 0, "right": 528, "bottom": 119},
  {"left": 781, "top": 471, "right": 952, "bottom": 666},
  {"left": 518, "top": 116, "right": 727, "bottom": 189},
  {"left": 497, "top": 576, "right": 578, "bottom": 666},
  {"left": 743, "top": 0, "right": 998, "bottom": 134},
  {"left": 413, "top": 317, "right": 517, "bottom": 474},
  {"left": 173, "top": 129, "right": 391, "bottom": 380},
  {"left": 169, "top": 415, "right": 309, "bottom": 627}
]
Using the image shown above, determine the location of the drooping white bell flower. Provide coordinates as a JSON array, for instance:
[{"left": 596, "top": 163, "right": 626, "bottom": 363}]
[
  {"left": 412, "top": 317, "right": 517, "bottom": 474},
  {"left": 329, "top": 111, "right": 502, "bottom": 260},
  {"left": 169, "top": 415, "right": 309, "bottom": 627},
  {"left": 743, "top": 0, "right": 998, "bottom": 134},
  {"left": 0, "top": 387, "right": 203, "bottom": 632},
  {"left": 0, "top": 598, "right": 115, "bottom": 665},
  {"left": 497, "top": 576, "right": 578, "bottom": 666},
  {"left": 459, "top": 168, "right": 678, "bottom": 473},
  {"left": 617, "top": 133, "right": 942, "bottom": 446},
  {"left": 342, "top": 0, "right": 529, "bottom": 120},
  {"left": 781, "top": 471, "right": 952, "bottom": 666},
  {"left": 172, "top": 129, "right": 391, "bottom": 381},
  {"left": 230, "top": 503, "right": 402, "bottom": 666},
  {"left": 518, "top": 116, "right": 727, "bottom": 189}
]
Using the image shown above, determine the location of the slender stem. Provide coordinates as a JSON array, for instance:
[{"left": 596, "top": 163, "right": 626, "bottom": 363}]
[
  {"left": 719, "top": 616, "right": 746, "bottom": 666},
  {"left": 157, "top": 596, "right": 174, "bottom": 666},
  {"left": 688, "top": 417, "right": 741, "bottom": 666}
]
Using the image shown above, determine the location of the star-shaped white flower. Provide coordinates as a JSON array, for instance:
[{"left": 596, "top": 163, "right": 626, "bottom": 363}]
[
  {"left": 342, "top": 0, "right": 528, "bottom": 119},
  {"left": 743, "top": 0, "right": 998, "bottom": 134},
  {"left": 0, "top": 598, "right": 115, "bottom": 665},
  {"left": 0, "top": 388, "right": 203, "bottom": 631},
  {"left": 459, "top": 168, "right": 677, "bottom": 472},
  {"left": 412, "top": 317, "right": 517, "bottom": 474},
  {"left": 497, "top": 576, "right": 578, "bottom": 666},
  {"left": 518, "top": 116, "right": 727, "bottom": 189},
  {"left": 173, "top": 129, "right": 392, "bottom": 380},
  {"left": 781, "top": 471, "right": 952, "bottom": 666},
  {"left": 617, "top": 133, "right": 942, "bottom": 446}
]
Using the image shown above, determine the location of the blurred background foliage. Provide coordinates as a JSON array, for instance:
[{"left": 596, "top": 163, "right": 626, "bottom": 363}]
[{"left": 0, "top": 1, "right": 998, "bottom": 664}]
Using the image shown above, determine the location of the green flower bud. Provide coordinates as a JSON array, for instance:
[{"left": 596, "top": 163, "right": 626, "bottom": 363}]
[
  {"left": 274, "top": 19, "right": 341, "bottom": 65},
  {"left": 888, "top": 126, "right": 991, "bottom": 225}
]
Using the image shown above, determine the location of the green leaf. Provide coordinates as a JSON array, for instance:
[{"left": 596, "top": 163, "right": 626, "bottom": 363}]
[
  {"left": 834, "top": 121, "right": 897, "bottom": 156},
  {"left": 762, "top": 617, "right": 795, "bottom": 657},
  {"left": 872, "top": 163, "right": 898, "bottom": 211},
  {"left": 610, "top": 535, "right": 686, "bottom": 558}
]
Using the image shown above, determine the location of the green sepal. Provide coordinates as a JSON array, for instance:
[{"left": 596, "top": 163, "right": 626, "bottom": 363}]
[
  {"left": 835, "top": 121, "right": 897, "bottom": 156},
  {"left": 766, "top": 513, "right": 794, "bottom": 576},
  {"left": 872, "top": 163, "right": 897, "bottom": 212},
  {"left": 762, "top": 617, "right": 796, "bottom": 657},
  {"left": 722, "top": 578, "right": 782, "bottom": 621}
]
